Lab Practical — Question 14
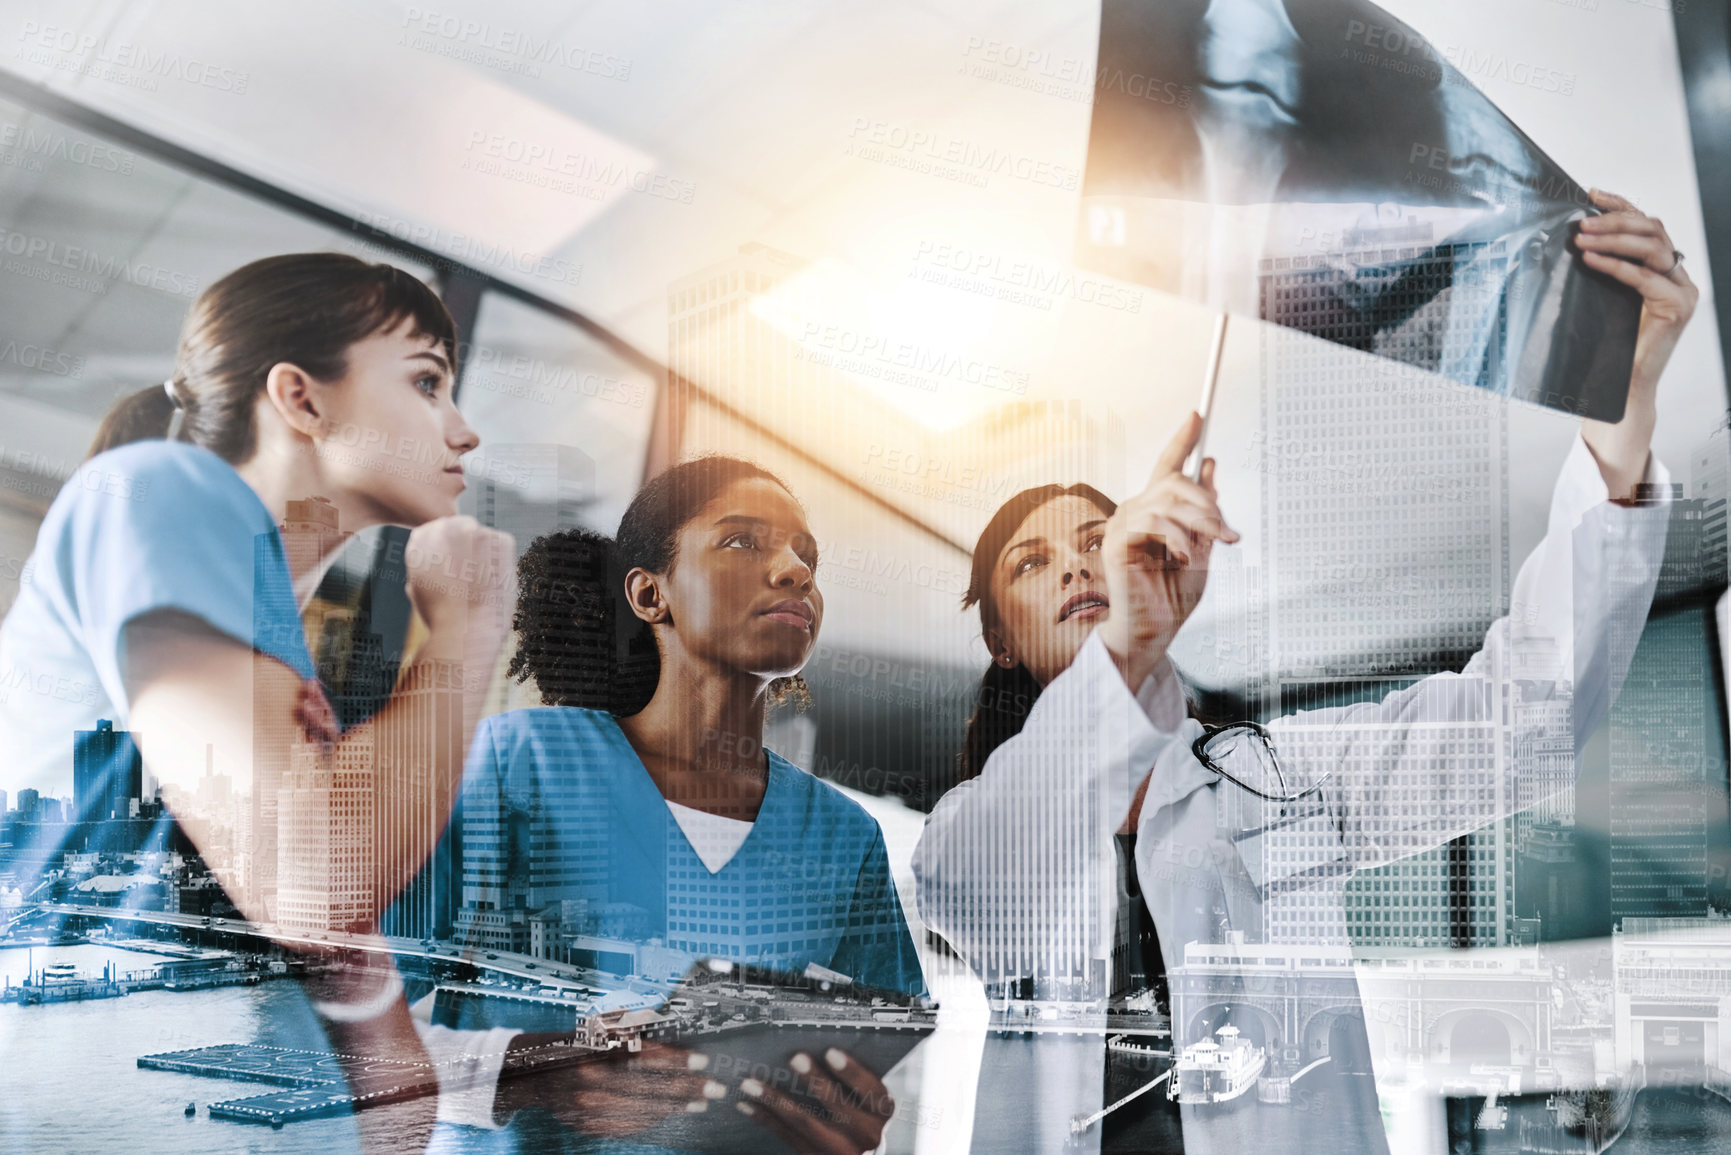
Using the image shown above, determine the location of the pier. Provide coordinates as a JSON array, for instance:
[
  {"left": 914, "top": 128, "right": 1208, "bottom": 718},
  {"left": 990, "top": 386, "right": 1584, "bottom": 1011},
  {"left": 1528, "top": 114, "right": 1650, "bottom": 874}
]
[
  {"left": 140, "top": 1044, "right": 443, "bottom": 1124},
  {"left": 0, "top": 940, "right": 270, "bottom": 1004},
  {"left": 7, "top": 974, "right": 127, "bottom": 1004}
]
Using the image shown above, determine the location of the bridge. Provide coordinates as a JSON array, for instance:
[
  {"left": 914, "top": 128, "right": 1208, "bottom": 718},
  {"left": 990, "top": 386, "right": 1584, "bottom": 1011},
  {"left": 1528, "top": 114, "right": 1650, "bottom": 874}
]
[{"left": 1167, "top": 940, "right": 1553, "bottom": 1084}]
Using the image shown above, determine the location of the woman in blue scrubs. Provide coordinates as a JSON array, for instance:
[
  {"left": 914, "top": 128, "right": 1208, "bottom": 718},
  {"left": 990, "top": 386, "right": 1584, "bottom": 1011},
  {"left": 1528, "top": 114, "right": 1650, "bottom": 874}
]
[
  {"left": 440, "top": 454, "right": 924, "bottom": 1152},
  {"left": 0, "top": 251, "right": 508, "bottom": 928},
  {"left": 0, "top": 252, "right": 516, "bottom": 1151},
  {"left": 0, "top": 252, "right": 513, "bottom": 934}
]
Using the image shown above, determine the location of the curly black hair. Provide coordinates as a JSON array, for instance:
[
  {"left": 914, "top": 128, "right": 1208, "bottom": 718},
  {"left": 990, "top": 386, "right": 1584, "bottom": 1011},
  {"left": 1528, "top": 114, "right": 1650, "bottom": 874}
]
[
  {"left": 507, "top": 527, "right": 652, "bottom": 713},
  {"left": 508, "top": 456, "right": 812, "bottom": 716}
]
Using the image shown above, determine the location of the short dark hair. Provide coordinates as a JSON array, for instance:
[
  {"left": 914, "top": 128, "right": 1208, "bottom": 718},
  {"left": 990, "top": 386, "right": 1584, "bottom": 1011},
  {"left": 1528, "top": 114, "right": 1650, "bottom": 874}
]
[
  {"left": 508, "top": 455, "right": 811, "bottom": 715},
  {"left": 89, "top": 252, "right": 457, "bottom": 462}
]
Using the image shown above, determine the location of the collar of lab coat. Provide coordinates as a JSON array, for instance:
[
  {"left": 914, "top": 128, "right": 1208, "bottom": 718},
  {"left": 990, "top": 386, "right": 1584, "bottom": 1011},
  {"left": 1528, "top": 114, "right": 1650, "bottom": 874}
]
[
  {"left": 1141, "top": 713, "right": 1217, "bottom": 817},
  {"left": 1071, "top": 632, "right": 1217, "bottom": 819},
  {"left": 1133, "top": 652, "right": 1218, "bottom": 814}
]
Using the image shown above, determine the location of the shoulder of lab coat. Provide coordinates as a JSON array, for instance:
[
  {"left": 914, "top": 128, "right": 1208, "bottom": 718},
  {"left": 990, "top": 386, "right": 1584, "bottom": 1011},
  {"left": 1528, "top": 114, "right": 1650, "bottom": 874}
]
[
  {"left": 1262, "top": 434, "right": 1670, "bottom": 871},
  {"left": 911, "top": 633, "right": 1189, "bottom": 985}
]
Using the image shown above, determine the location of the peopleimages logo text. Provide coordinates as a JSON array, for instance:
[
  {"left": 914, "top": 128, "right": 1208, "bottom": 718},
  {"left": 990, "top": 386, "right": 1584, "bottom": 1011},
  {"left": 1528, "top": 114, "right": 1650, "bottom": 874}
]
[
  {"left": 0, "top": 229, "right": 200, "bottom": 298},
  {"left": 400, "top": 8, "right": 632, "bottom": 80},
  {"left": 847, "top": 119, "right": 1080, "bottom": 191},
  {"left": 16, "top": 22, "right": 250, "bottom": 92}
]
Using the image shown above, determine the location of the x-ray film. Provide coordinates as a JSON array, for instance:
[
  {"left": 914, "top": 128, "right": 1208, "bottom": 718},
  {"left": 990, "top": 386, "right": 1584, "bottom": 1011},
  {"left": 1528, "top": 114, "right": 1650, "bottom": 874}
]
[{"left": 1077, "top": 0, "right": 1642, "bottom": 421}]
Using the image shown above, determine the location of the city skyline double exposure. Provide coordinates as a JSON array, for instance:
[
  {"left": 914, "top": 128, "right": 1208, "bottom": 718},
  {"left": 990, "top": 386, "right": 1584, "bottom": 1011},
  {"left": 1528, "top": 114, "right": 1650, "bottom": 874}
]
[{"left": 0, "top": 1, "right": 1728, "bottom": 1153}]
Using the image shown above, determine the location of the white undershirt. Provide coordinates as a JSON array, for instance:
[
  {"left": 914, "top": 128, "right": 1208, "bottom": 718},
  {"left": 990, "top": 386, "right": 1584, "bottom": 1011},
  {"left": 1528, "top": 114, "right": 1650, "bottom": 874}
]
[{"left": 666, "top": 800, "right": 754, "bottom": 873}]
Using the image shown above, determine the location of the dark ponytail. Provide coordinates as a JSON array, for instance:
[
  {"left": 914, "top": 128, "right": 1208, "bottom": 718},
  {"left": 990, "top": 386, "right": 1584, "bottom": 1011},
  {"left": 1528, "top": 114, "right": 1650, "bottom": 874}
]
[
  {"left": 87, "top": 381, "right": 180, "bottom": 458},
  {"left": 956, "top": 482, "right": 1118, "bottom": 782},
  {"left": 86, "top": 252, "right": 456, "bottom": 463},
  {"left": 508, "top": 456, "right": 812, "bottom": 715},
  {"left": 958, "top": 660, "right": 1044, "bottom": 782}
]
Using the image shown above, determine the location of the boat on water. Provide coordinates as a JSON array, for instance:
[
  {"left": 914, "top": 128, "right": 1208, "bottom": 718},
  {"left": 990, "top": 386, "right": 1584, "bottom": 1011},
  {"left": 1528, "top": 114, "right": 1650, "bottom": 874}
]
[
  {"left": 1530, "top": 1078, "right": 1641, "bottom": 1155},
  {"left": 42, "top": 962, "right": 81, "bottom": 983},
  {"left": 1169, "top": 1024, "right": 1266, "bottom": 1105}
]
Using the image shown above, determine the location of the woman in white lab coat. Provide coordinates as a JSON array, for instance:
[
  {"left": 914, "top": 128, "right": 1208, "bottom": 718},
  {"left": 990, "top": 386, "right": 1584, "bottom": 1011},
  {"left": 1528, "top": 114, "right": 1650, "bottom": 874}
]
[{"left": 912, "top": 191, "right": 1697, "bottom": 1154}]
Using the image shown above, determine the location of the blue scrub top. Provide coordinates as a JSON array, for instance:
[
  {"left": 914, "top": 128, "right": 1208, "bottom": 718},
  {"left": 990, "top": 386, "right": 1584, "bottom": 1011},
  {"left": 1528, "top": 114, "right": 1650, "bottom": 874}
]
[
  {"left": 0, "top": 437, "right": 314, "bottom": 909},
  {"left": 0, "top": 439, "right": 314, "bottom": 798},
  {"left": 0, "top": 440, "right": 355, "bottom": 1150},
  {"left": 446, "top": 706, "right": 926, "bottom": 999}
]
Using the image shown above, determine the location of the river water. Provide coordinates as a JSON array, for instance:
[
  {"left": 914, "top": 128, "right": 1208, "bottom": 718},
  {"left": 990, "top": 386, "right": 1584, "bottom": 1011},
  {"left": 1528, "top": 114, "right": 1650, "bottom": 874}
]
[
  {"left": 3, "top": 944, "right": 1729, "bottom": 1153},
  {"left": 0, "top": 943, "right": 425, "bottom": 1154}
]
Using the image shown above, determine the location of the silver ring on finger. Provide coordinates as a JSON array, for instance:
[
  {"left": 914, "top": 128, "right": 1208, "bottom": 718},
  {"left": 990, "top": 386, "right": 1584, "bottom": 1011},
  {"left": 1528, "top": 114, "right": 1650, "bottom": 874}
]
[{"left": 1666, "top": 248, "right": 1684, "bottom": 276}]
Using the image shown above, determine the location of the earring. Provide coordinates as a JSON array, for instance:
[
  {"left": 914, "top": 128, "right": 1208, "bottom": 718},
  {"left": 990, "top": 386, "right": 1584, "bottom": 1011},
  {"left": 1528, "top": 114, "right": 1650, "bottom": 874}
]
[{"left": 996, "top": 653, "right": 1016, "bottom": 669}]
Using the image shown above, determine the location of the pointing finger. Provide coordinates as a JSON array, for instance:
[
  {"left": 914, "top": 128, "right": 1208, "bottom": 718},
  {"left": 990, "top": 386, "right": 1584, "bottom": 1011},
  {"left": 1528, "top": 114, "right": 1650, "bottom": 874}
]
[
  {"left": 1151, "top": 412, "right": 1203, "bottom": 483},
  {"left": 1163, "top": 500, "right": 1240, "bottom": 545}
]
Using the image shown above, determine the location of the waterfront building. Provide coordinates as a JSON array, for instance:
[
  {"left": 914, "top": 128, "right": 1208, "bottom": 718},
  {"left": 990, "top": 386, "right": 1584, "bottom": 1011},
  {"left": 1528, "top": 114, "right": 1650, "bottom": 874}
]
[
  {"left": 275, "top": 730, "right": 376, "bottom": 933},
  {"left": 1612, "top": 917, "right": 1731, "bottom": 1077},
  {"left": 73, "top": 719, "right": 143, "bottom": 823}
]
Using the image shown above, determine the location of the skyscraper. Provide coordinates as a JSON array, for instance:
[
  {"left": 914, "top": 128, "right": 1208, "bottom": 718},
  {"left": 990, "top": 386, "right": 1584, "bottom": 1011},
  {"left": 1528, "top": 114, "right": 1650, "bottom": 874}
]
[
  {"left": 1508, "top": 636, "right": 1573, "bottom": 833},
  {"left": 667, "top": 242, "right": 810, "bottom": 407},
  {"left": 275, "top": 730, "right": 375, "bottom": 933},
  {"left": 1265, "top": 679, "right": 1509, "bottom": 949},
  {"left": 1257, "top": 333, "right": 1509, "bottom": 685},
  {"left": 463, "top": 443, "right": 595, "bottom": 558},
  {"left": 1588, "top": 492, "right": 1715, "bottom": 924},
  {"left": 1256, "top": 303, "right": 1511, "bottom": 948},
  {"left": 1257, "top": 236, "right": 1511, "bottom": 394},
  {"left": 1509, "top": 633, "right": 1586, "bottom": 940},
  {"left": 461, "top": 443, "right": 596, "bottom": 720},
  {"left": 193, "top": 744, "right": 232, "bottom": 815},
  {"left": 280, "top": 496, "right": 348, "bottom": 578},
  {"left": 454, "top": 723, "right": 613, "bottom": 955},
  {"left": 668, "top": 245, "right": 1127, "bottom": 814},
  {"left": 73, "top": 719, "right": 142, "bottom": 821},
  {"left": 375, "top": 659, "right": 466, "bottom": 942},
  {"left": 250, "top": 501, "right": 350, "bottom": 920}
]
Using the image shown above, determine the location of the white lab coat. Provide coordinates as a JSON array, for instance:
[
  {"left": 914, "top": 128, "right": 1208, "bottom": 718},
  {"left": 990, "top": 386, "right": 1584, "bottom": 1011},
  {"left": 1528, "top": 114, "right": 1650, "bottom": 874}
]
[{"left": 911, "top": 436, "right": 1672, "bottom": 1154}]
